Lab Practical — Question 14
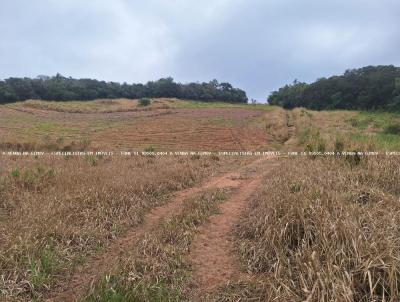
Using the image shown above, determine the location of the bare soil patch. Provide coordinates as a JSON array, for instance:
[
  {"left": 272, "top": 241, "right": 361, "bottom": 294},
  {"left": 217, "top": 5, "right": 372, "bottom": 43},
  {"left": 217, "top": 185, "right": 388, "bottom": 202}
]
[
  {"left": 188, "top": 157, "right": 281, "bottom": 300},
  {"left": 0, "top": 100, "right": 271, "bottom": 151}
]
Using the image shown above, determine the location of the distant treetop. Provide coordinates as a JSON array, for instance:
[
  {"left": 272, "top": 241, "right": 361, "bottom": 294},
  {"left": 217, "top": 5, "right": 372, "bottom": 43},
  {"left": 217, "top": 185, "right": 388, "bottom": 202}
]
[
  {"left": 0, "top": 76, "right": 248, "bottom": 104},
  {"left": 268, "top": 65, "right": 400, "bottom": 111}
]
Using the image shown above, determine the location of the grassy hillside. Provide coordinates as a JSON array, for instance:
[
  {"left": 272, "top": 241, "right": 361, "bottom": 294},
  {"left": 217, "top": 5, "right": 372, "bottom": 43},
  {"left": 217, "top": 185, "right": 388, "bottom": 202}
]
[
  {"left": 291, "top": 108, "right": 400, "bottom": 151},
  {"left": 0, "top": 98, "right": 276, "bottom": 152}
]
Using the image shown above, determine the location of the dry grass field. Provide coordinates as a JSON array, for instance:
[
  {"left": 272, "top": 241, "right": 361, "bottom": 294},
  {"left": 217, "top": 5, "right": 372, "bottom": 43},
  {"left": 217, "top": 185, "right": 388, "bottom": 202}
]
[
  {"left": 0, "top": 99, "right": 274, "bottom": 152},
  {"left": 0, "top": 155, "right": 227, "bottom": 299},
  {"left": 1, "top": 99, "right": 400, "bottom": 301},
  {"left": 224, "top": 156, "right": 400, "bottom": 301}
]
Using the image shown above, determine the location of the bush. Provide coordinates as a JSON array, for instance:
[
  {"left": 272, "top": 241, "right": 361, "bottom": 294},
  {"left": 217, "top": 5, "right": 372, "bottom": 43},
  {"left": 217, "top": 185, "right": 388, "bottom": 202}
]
[
  {"left": 139, "top": 98, "right": 151, "bottom": 106},
  {"left": 143, "top": 146, "right": 155, "bottom": 152},
  {"left": 334, "top": 137, "right": 345, "bottom": 153},
  {"left": 384, "top": 122, "right": 400, "bottom": 135}
]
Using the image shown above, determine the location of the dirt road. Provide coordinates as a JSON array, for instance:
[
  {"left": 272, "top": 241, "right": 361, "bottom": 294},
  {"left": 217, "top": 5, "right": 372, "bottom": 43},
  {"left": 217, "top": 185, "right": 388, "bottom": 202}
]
[{"left": 45, "top": 159, "right": 269, "bottom": 302}]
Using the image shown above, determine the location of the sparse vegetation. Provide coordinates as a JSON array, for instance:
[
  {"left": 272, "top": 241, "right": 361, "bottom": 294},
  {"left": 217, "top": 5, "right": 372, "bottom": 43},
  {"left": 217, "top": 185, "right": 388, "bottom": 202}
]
[
  {"left": 384, "top": 122, "right": 400, "bottom": 135},
  {"left": 0, "top": 156, "right": 218, "bottom": 300},
  {"left": 139, "top": 97, "right": 151, "bottom": 106}
]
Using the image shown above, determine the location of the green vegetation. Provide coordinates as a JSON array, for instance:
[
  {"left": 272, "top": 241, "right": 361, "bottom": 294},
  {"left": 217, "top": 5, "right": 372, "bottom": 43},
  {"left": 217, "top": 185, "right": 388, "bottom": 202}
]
[
  {"left": 176, "top": 100, "right": 275, "bottom": 111},
  {"left": 346, "top": 111, "right": 400, "bottom": 150},
  {"left": 28, "top": 248, "right": 61, "bottom": 294},
  {"left": 384, "top": 122, "right": 400, "bottom": 135},
  {"left": 349, "top": 132, "right": 400, "bottom": 150},
  {"left": 299, "top": 128, "right": 326, "bottom": 154},
  {"left": 269, "top": 65, "right": 400, "bottom": 111},
  {"left": 143, "top": 146, "right": 155, "bottom": 152},
  {"left": 0, "top": 75, "right": 248, "bottom": 104},
  {"left": 10, "top": 166, "right": 55, "bottom": 191},
  {"left": 293, "top": 108, "right": 400, "bottom": 152},
  {"left": 138, "top": 97, "right": 151, "bottom": 106}
]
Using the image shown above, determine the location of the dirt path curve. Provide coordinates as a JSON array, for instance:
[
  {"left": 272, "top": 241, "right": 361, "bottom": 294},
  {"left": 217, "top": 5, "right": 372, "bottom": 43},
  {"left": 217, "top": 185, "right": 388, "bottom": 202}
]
[
  {"left": 45, "top": 167, "right": 247, "bottom": 302},
  {"left": 189, "top": 157, "right": 280, "bottom": 300}
]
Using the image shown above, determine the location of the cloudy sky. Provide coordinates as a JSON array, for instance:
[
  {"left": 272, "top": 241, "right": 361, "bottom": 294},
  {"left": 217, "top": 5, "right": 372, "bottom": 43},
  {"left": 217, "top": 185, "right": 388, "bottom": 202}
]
[{"left": 1, "top": 0, "right": 399, "bottom": 101}]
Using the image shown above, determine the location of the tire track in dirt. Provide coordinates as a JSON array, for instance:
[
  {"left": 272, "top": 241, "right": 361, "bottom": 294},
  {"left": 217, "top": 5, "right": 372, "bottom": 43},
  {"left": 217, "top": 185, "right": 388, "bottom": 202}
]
[
  {"left": 188, "top": 157, "right": 280, "bottom": 300},
  {"left": 45, "top": 168, "right": 246, "bottom": 302}
]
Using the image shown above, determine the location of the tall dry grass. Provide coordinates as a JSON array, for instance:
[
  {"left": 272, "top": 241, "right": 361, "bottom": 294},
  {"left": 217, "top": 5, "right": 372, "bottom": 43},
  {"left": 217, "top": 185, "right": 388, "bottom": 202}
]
[
  {"left": 265, "top": 107, "right": 290, "bottom": 144},
  {"left": 0, "top": 155, "right": 218, "bottom": 300},
  {"left": 235, "top": 156, "right": 400, "bottom": 301},
  {"left": 83, "top": 189, "right": 228, "bottom": 301}
]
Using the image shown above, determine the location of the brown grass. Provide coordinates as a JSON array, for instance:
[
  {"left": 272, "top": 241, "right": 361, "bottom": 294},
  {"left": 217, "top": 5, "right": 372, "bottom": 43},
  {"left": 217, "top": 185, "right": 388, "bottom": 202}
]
[
  {"left": 0, "top": 155, "right": 221, "bottom": 301},
  {"left": 265, "top": 107, "right": 290, "bottom": 145},
  {"left": 82, "top": 189, "right": 228, "bottom": 301},
  {"left": 2, "top": 99, "right": 400, "bottom": 301},
  {"left": 19, "top": 98, "right": 173, "bottom": 113},
  {"left": 232, "top": 156, "right": 400, "bottom": 301},
  {"left": 0, "top": 99, "right": 272, "bottom": 152}
]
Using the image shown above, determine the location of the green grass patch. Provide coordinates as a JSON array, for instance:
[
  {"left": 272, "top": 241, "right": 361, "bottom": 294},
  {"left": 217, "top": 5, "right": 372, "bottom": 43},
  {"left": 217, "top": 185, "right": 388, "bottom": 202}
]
[
  {"left": 175, "top": 100, "right": 276, "bottom": 111},
  {"left": 82, "top": 277, "right": 182, "bottom": 302},
  {"left": 384, "top": 122, "right": 400, "bottom": 135},
  {"left": 36, "top": 122, "right": 57, "bottom": 132},
  {"left": 349, "top": 132, "right": 400, "bottom": 150},
  {"left": 348, "top": 111, "right": 400, "bottom": 130},
  {"left": 344, "top": 111, "right": 400, "bottom": 150},
  {"left": 26, "top": 247, "right": 63, "bottom": 297}
]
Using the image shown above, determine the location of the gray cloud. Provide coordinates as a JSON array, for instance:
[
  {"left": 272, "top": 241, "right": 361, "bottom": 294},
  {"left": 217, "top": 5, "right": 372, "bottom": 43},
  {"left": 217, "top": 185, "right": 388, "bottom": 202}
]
[{"left": 1, "top": 0, "right": 399, "bottom": 101}]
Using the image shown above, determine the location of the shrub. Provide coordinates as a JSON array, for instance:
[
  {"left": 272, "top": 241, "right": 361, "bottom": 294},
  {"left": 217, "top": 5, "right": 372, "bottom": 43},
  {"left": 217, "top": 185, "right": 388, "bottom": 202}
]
[
  {"left": 345, "top": 150, "right": 362, "bottom": 167},
  {"left": 10, "top": 168, "right": 20, "bottom": 178},
  {"left": 334, "top": 137, "right": 345, "bottom": 153},
  {"left": 139, "top": 98, "right": 151, "bottom": 106},
  {"left": 384, "top": 122, "right": 400, "bottom": 135},
  {"left": 85, "top": 155, "right": 98, "bottom": 167},
  {"left": 9, "top": 166, "right": 55, "bottom": 191},
  {"left": 143, "top": 146, "right": 155, "bottom": 152}
]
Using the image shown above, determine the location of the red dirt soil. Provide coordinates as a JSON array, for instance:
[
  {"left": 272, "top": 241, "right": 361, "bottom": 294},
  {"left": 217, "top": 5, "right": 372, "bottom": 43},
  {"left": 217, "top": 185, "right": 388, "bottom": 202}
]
[
  {"left": 189, "top": 157, "right": 281, "bottom": 300},
  {"left": 0, "top": 105, "right": 270, "bottom": 151}
]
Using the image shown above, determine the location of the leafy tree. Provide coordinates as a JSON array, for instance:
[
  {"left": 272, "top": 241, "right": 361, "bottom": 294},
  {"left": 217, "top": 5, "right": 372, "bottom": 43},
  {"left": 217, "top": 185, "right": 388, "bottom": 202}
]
[
  {"left": 0, "top": 75, "right": 248, "bottom": 104},
  {"left": 268, "top": 65, "right": 400, "bottom": 111}
]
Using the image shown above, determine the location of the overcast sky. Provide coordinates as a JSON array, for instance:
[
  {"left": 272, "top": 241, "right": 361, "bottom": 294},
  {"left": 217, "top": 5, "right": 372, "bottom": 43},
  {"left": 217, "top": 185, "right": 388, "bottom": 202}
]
[{"left": 1, "top": 0, "right": 399, "bottom": 101}]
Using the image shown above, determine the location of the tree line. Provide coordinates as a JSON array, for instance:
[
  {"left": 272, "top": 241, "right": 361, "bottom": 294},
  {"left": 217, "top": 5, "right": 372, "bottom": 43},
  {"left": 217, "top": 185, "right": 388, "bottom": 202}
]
[
  {"left": 268, "top": 65, "right": 400, "bottom": 111},
  {"left": 0, "top": 75, "right": 248, "bottom": 104}
]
